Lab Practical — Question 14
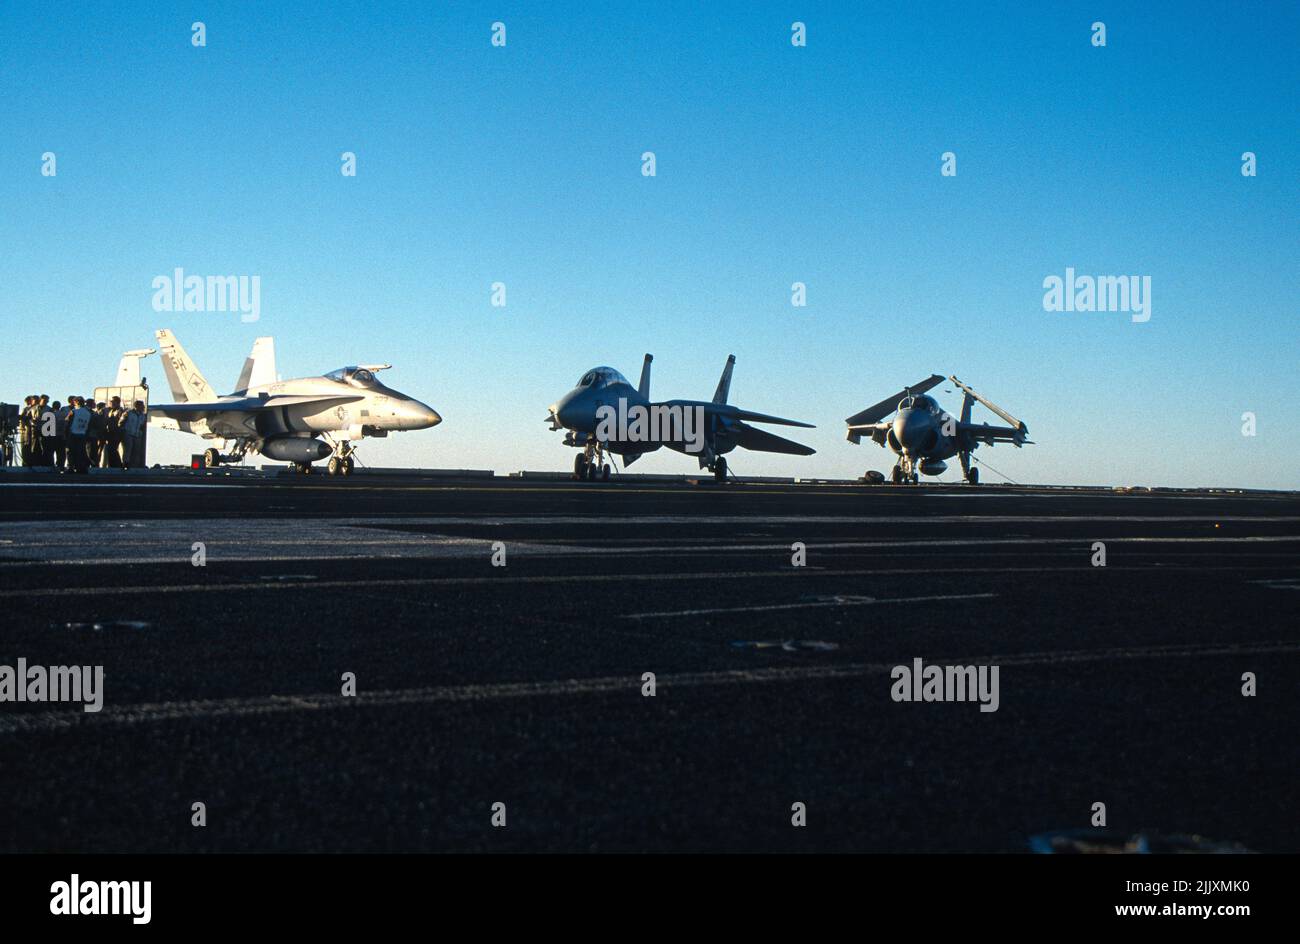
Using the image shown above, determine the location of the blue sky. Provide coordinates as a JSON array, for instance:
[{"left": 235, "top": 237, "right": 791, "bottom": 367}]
[{"left": 2, "top": 1, "right": 1296, "bottom": 486}]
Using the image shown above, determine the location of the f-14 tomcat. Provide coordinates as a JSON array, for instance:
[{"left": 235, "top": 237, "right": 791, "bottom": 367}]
[
  {"left": 547, "top": 353, "right": 815, "bottom": 482},
  {"left": 147, "top": 329, "right": 440, "bottom": 474},
  {"left": 846, "top": 374, "right": 1030, "bottom": 484}
]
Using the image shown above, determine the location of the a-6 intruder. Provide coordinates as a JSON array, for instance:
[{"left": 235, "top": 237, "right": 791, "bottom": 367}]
[{"left": 846, "top": 374, "right": 1030, "bottom": 485}]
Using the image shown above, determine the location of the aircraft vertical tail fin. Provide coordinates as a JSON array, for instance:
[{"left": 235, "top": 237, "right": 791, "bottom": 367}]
[
  {"left": 637, "top": 353, "right": 653, "bottom": 399},
  {"left": 155, "top": 329, "right": 216, "bottom": 403},
  {"left": 712, "top": 354, "right": 736, "bottom": 405},
  {"left": 235, "top": 337, "right": 276, "bottom": 393},
  {"left": 114, "top": 349, "right": 156, "bottom": 387}
]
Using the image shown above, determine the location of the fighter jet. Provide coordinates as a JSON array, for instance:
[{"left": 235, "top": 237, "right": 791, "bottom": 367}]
[
  {"left": 846, "top": 374, "right": 1030, "bottom": 484},
  {"left": 146, "top": 329, "right": 441, "bottom": 474},
  {"left": 547, "top": 353, "right": 815, "bottom": 482}
]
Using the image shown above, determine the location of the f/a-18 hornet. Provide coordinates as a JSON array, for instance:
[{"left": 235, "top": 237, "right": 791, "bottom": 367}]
[
  {"left": 147, "top": 329, "right": 441, "bottom": 474},
  {"left": 548, "top": 354, "right": 814, "bottom": 482},
  {"left": 845, "top": 374, "right": 1030, "bottom": 484}
]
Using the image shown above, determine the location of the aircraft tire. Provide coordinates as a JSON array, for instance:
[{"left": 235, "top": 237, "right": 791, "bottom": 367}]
[
  {"left": 327, "top": 457, "right": 341, "bottom": 476},
  {"left": 203, "top": 448, "right": 220, "bottom": 469},
  {"left": 602, "top": 464, "right": 610, "bottom": 481},
  {"left": 573, "top": 455, "right": 586, "bottom": 480},
  {"left": 967, "top": 467, "right": 979, "bottom": 485},
  {"left": 342, "top": 457, "right": 354, "bottom": 476},
  {"left": 891, "top": 466, "right": 903, "bottom": 485}
]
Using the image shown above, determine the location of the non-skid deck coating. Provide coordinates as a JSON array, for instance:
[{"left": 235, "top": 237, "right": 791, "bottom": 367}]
[{"left": 0, "top": 476, "right": 1296, "bottom": 852}]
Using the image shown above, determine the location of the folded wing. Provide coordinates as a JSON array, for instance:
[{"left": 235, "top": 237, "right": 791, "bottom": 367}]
[{"left": 845, "top": 374, "right": 945, "bottom": 426}]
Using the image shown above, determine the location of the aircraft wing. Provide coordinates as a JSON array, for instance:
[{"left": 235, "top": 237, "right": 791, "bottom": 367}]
[
  {"left": 727, "top": 407, "right": 814, "bottom": 428},
  {"left": 960, "top": 421, "right": 1029, "bottom": 446},
  {"left": 846, "top": 421, "right": 890, "bottom": 445},
  {"left": 665, "top": 400, "right": 815, "bottom": 428},
  {"left": 732, "top": 423, "right": 816, "bottom": 456},
  {"left": 149, "top": 394, "right": 363, "bottom": 422}
]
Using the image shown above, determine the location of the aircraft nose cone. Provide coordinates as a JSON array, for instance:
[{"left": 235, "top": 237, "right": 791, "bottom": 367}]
[
  {"left": 552, "top": 390, "right": 586, "bottom": 430},
  {"left": 404, "top": 400, "right": 441, "bottom": 429},
  {"left": 894, "top": 409, "right": 932, "bottom": 453}
]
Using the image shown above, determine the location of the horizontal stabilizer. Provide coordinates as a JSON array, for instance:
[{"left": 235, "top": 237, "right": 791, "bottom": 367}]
[{"left": 733, "top": 423, "right": 815, "bottom": 456}]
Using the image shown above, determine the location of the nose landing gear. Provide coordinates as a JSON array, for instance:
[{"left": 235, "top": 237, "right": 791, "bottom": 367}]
[
  {"left": 326, "top": 441, "right": 356, "bottom": 476},
  {"left": 891, "top": 459, "right": 919, "bottom": 484},
  {"left": 573, "top": 442, "right": 611, "bottom": 482}
]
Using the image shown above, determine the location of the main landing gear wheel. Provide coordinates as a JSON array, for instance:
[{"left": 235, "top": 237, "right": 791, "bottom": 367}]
[
  {"left": 911, "top": 472, "right": 919, "bottom": 484},
  {"left": 202, "top": 447, "right": 220, "bottom": 469},
  {"left": 713, "top": 457, "right": 728, "bottom": 483},
  {"left": 601, "top": 464, "right": 610, "bottom": 481},
  {"left": 342, "top": 456, "right": 354, "bottom": 476},
  {"left": 891, "top": 465, "right": 903, "bottom": 484},
  {"left": 328, "top": 457, "right": 341, "bottom": 475},
  {"left": 966, "top": 467, "right": 979, "bottom": 485},
  {"left": 573, "top": 454, "right": 587, "bottom": 480}
]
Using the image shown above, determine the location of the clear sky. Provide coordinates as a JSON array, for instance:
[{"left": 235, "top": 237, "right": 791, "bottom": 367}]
[{"left": 2, "top": 1, "right": 1296, "bottom": 487}]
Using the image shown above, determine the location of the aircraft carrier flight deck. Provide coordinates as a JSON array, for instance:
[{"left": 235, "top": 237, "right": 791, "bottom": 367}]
[{"left": 1, "top": 472, "right": 1296, "bottom": 853}]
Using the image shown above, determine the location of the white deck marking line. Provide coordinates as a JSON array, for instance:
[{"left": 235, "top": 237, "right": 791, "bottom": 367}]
[
  {"left": 4, "top": 563, "right": 1300, "bottom": 598},
  {"left": 3, "top": 481, "right": 1290, "bottom": 500},
  {"left": 0, "top": 533, "right": 1296, "bottom": 568},
  {"left": 1252, "top": 578, "right": 1300, "bottom": 590},
  {"left": 0, "top": 641, "right": 1293, "bottom": 735},
  {"left": 2, "top": 563, "right": 1299, "bottom": 598},
  {"left": 623, "top": 592, "right": 997, "bottom": 619},
  {"left": 7, "top": 514, "right": 1299, "bottom": 526}
]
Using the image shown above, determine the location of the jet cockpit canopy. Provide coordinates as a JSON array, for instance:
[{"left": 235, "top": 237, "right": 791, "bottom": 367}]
[
  {"left": 576, "top": 367, "right": 629, "bottom": 388},
  {"left": 900, "top": 393, "right": 939, "bottom": 413},
  {"left": 326, "top": 367, "right": 386, "bottom": 389}
]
